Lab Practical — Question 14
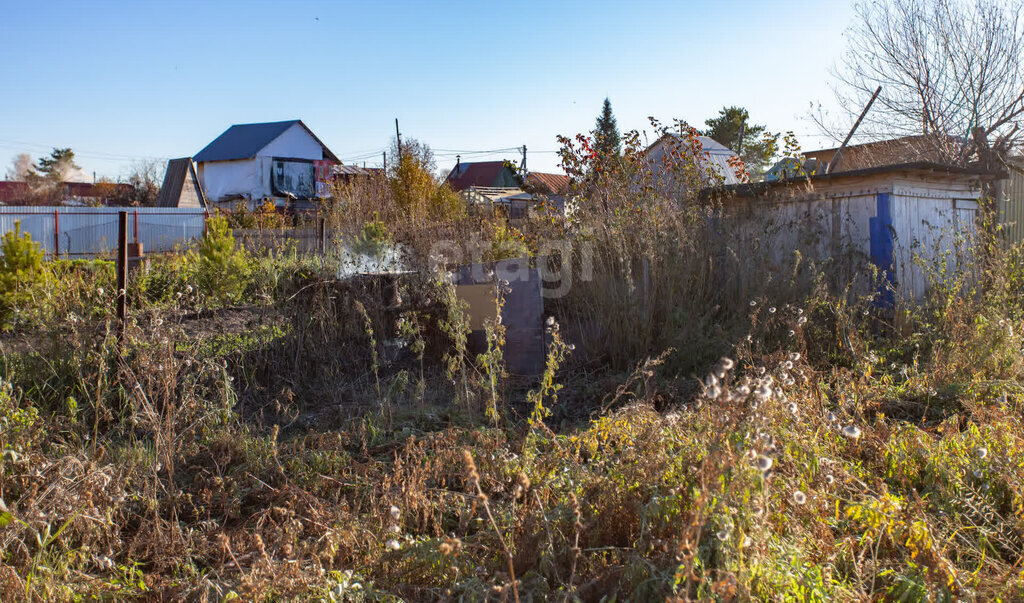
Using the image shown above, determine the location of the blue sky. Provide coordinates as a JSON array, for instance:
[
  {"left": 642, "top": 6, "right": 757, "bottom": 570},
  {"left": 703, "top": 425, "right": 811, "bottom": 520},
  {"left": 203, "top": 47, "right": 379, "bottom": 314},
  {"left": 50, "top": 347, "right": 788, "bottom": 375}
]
[{"left": 0, "top": 0, "right": 855, "bottom": 181}]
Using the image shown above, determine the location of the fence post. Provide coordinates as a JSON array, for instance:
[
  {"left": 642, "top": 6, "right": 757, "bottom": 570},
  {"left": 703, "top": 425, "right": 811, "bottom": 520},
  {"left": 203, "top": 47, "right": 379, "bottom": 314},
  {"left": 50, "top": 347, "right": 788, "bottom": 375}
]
[
  {"left": 117, "top": 211, "right": 128, "bottom": 340},
  {"left": 53, "top": 209, "right": 59, "bottom": 258},
  {"left": 134, "top": 210, "right": 139, "bottom": 243},
  {"left": 318, "top": 214, "right": 327, "bottom": 257}
]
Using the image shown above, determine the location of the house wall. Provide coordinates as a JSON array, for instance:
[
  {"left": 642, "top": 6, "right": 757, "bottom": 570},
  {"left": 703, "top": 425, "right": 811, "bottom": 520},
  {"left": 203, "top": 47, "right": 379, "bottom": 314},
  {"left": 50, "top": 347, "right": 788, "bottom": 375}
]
[
  {"left": 256, "top": 123, "right": 324, "bottom": 160},
  {"left": 199, "top": 158, "right": 265, "bottom": 203},
  {"left": 179, "top": 167, "right": 204, "bottom": 208}
]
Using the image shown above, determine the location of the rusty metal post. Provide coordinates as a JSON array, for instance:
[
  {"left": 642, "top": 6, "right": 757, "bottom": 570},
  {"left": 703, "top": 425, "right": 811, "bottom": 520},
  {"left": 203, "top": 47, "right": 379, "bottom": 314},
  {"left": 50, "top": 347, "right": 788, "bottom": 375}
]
[{"left": 116, "top": 211, "right": 128, "bottom": 338}]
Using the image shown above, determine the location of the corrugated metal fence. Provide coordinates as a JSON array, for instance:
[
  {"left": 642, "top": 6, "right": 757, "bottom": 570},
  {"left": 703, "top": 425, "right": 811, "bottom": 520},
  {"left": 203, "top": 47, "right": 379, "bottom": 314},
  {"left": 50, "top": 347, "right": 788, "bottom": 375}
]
[{"left": 0, "top": 207, "right": 206, "bottom": 257}]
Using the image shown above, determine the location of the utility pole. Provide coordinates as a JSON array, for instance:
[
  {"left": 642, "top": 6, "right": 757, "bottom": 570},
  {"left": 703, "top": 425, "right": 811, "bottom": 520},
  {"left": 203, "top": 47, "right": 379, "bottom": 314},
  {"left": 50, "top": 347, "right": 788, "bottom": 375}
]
[
  {"left": 521, "top": 145, "right": 527, "bottom": 174},
  {"left": 382, "top": 151, "right": 386, "bottom": 172},
  {"left": 395, "top": 119, "right": 402, "bottom": 163}
]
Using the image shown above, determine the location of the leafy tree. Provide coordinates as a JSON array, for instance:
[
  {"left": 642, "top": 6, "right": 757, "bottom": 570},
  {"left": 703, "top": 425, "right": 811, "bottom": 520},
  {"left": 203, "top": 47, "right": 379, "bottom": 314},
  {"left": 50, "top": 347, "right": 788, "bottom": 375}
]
[
  {"left": 702, "top": 106, "right": 777, "bottom": 178},
  {"left": 29, "top": 148, "right": 81, "bottom": 185},
  {"left": 387, "top": 136, "right": 464, "bottom": 221},
  {"left": 0, "top": 221, "right": 45, "bottom": 328},
  {"left": 194, "top": 215, "right": 251, "bottom": 305},
  {"left": 593, "top": 98, "right": 622, "bottom": 161}
]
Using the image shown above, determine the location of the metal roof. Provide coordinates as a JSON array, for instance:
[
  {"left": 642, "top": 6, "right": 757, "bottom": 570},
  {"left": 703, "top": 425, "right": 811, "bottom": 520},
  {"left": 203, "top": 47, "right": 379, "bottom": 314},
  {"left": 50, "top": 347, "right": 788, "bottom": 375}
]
[
  {"left": 446, "top": 161, "right": 520, "bottom": 191},
  {"left": 194, "top": 120, "right": 339, "bottom": 163},
  {"left": 526, "top": 172, "right": 570, "bottom": 195},
  {"left": 707, "top": 161, "right": 1006, "bottom": 199},
  {"left": 333, "top": 164, "right": 381, "bottom": 177},
  {"left": 157, "top": 158, "right": 207, "bottom": 208}
]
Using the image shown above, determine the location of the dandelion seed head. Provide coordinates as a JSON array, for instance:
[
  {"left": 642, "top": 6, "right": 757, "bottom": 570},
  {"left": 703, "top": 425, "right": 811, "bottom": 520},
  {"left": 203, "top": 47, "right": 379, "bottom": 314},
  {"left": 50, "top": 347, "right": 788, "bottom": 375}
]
[
  {"left": 97, "top": 287, "right": 104, "bottom": 296},
  {"left": 385, "top": 539, "right": 401, "bottom": 551},
  {"left": 749, "top": 300, "right": 757, "bottom": 307},
  {"left": 390, "top": 505, "right": 401, "bottom": 521},
  {"left": 545, "top": 316, "right": 555, "bottom": 327},
  {"left": 706, "top": 384, "right": 722, "bottom": 400},
  {"left": 742, "top": 536, "right": 753, "bottom": 548},
  {"left": 793, "top": 491, "right": 807, "bottom": 505},
  {"left": 973, "top": 469, "right": 984, "bottom": 478},
  {"left": 769, "top": 306, "right": 777, "bottom": 314},
  {"left": 787, "top": 402, "right": 798, "bottom": 415},
  {"left": 977, "top": 447, "right": 988, "bottom": 459},
  {"left": 720, "top": 357, "right": 735, "bottom": 370},
  {"left": 756, "top": 455, "right": 773, "bottom": 472},
  {"left": 825, "top": 474, "right": 834, "bottom": 484},
  {"left": 716, "top": 529, "right": 730, "bottom": 541}
]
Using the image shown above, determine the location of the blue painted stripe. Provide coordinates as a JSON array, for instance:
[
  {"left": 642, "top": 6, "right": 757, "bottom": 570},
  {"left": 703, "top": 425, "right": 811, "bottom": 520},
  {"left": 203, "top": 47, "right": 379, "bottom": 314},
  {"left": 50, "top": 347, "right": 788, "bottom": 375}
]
[{"left": 869, "top": 192, "right": 895, "bottom": 307}]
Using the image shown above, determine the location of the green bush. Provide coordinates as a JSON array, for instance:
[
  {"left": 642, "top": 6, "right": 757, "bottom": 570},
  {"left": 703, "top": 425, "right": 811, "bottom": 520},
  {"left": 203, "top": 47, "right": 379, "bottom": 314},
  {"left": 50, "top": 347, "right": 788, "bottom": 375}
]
[
  {"left": 0, "top": 221, "right": 45, "bottom": 328},
  {"left": 194, "top": 215, "right": 251, "bottom": 304},
  {"left": 351, "top": 217, "right": 393, "bottom": 257}
]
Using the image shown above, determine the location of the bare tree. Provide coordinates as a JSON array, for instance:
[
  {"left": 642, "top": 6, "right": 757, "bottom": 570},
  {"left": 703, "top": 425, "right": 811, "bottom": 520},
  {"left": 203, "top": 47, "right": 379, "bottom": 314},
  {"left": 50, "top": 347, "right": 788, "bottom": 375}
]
[
  {"left": 822, "top": 0, "right": 1024, "bottom": 165},
  {"left": 5, "top": 153, "right": 32, "bottom": 181},
  {"left": 123, "top": 158, "right": 165, "bottom": 206}
]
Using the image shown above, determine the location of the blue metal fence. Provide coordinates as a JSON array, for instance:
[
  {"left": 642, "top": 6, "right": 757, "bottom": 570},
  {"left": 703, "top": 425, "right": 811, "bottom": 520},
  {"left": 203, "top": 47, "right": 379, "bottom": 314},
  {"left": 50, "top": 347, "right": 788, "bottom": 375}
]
[{"left": 0, "top": 207, "right": 206, "bottom": 258}]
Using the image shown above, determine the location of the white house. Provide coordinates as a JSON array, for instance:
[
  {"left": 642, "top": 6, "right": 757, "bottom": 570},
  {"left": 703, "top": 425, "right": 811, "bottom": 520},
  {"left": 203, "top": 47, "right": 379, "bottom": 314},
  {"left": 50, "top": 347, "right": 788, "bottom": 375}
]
[
  {"left": 193, "top": 120, "right": 339, "bottom": 209},
  {"left": 645, "top": 133, "right": 745, "bottom": 194}
]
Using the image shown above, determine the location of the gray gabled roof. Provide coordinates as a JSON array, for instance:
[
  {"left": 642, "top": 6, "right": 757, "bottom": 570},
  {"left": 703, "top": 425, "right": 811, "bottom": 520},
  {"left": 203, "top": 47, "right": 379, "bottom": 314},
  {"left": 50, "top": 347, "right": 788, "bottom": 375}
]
[{"left": 193, "top": 119, "right": 339, "bottom": 163}]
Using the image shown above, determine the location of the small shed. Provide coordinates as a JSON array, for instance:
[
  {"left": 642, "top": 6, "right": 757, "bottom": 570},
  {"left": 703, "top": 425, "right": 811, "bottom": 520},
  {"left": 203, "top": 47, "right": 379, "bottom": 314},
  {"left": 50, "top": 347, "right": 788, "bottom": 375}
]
[
  {"left": 709, "top": 162, "right": 1002, "bottom": 304},
  {"left": 156, "top": 158, "right": 207, "bottom": 208},
  {"left": 461, "top": 186, "right": 545, "bottom": 219}
]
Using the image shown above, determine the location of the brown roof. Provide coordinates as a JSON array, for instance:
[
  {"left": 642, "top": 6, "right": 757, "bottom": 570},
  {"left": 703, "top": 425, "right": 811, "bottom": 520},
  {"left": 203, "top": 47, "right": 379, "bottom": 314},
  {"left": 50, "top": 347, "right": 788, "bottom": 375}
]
[
  {"left": 446, "top": 161, "right": 520, "bottom": 191},
  {"left": 707, "top": 161, "right": 1005, "bottom": 200},
  {"left": 525, "top": 172, "right": 570, "bottom": 195},
  {"left": 804, "top": 135, "right": 967, "bottom": 172}
]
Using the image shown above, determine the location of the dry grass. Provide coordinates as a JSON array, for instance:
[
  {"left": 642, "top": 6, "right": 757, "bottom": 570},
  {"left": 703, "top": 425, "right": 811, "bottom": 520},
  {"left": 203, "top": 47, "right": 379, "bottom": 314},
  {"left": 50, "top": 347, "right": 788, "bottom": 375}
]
[{"left": 3, "top": 139, "right": 1024, "bottom": 600}]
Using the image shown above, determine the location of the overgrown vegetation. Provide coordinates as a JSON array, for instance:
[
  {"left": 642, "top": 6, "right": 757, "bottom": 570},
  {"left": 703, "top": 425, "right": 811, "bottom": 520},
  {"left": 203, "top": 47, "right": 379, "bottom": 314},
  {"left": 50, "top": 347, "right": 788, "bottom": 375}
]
[{"left": 2, "top": 123, "right": 1024, "bottom": 601}]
